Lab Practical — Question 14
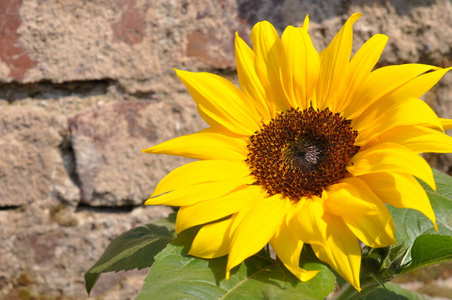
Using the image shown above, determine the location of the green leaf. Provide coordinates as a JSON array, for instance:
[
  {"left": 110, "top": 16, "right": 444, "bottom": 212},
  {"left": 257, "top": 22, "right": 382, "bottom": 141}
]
[
  {"left": 137, "top": 227, "right": 335, "bottom": 300},
  {"left": 387, "top": 169, "right": 452, "bottom": 274},
  {"left": 359, "top": 282, "right": 429, "bottom": 300},
  {"left": 84, "top": 221, "right": 174, "bottom": 294},
  {"left": 406, "top": 234, "right": 452, "bottom": 272},
  {"left": 152, "top": 212, "right": 177, "bottom": 230}
]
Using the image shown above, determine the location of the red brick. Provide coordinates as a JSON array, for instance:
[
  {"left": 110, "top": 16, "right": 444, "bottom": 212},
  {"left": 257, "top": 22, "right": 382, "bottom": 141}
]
[{"left": 0, "top": 0, "right": 36, "bottom": 81}]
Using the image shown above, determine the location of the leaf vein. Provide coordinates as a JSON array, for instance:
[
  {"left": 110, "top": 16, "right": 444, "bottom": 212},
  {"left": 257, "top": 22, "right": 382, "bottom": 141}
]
[{"left": 218, "top": 260, "right": 279, "bottom": 299}]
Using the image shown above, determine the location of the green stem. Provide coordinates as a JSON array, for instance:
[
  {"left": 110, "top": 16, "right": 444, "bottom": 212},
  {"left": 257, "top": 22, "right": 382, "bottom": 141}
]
[{"left": 332, "top": 277, "right": 381, "bottom": 300}]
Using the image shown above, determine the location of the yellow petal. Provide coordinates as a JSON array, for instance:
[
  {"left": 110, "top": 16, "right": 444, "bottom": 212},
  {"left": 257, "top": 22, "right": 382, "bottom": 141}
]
[
  {"left": 316, "top": 13, "right": 361, "bottom": 110},
  {"left": 251, "top": 21, "right": 280, "bottom": 68},
  {"left": 176, "top": 69, "right": 261, "bottom": 135},
  {"left": 354, "top": 98, "right": 443, "bottom": 145},
  {"left": 226, "top": 194, "right": 291, "bottom": 278},
  {"left": 374, "top": 67, "right": 451, "bottom": 112},
  {"left": 358, "top": 172, "right": 437, "bottom": 230},
  {"left": 337, "top": 34, "right": 388, "bottom": 113},
  {"left": 146, "top": 178, "right": 253, "bottom": 206},
  {"left": 364, "top": 125, "right": 452, "bottom": 154},
  {"left": 280, "top": 26, "right": 320, "bottom": 109},
  {"left": 302, "top": 14, "right": 310, "bottom": 30},
  {"left": 175, "top": 185, "right": 262, "bottom": 234},
  {"left": 347, "top": 143, "right": 436, "bottom": 190},
  {"left": 235, "top": 33, "right": 274, "bottom": 120},
  {"left": 312, "top": 214, "right": 361, "bottom": 291},
  {"left": 345, "top": 64, "right": 439, "bottom": 119},
  {"left": 143, "top": 127, "right": 248, "bottom": 161},
  {"left": 440, "top": 118, "right": 452, "bottom": 130},
  {"left": 189, "top": 217, "right": 235, "bottom": 259},
  {"left": 325, "top": 177, "right": 381, "bottom": 216},
  {"left": 343, "top": 202, "right": 396, "bottom": 248},
  {"left": 270, "top": 221, "right": 319, "bottom": 282},
  {"left": 288, "top": 196, "right": 328, "bottom": 246},
  {"left": 250, "top": 21, "right": 289, "bottom": 111},
  {"left": 152, "top": 160, "right": 251, "bottom": 197},
  {"left": 350, "top": 66, "right": 449, "bottom": 124}
]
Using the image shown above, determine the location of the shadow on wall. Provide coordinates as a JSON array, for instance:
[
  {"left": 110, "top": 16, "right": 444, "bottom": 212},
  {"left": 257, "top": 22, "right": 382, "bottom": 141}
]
[
  {"left": 235, "top": 0, "right": 437, "bottom": 32},
  {"left": 0, "top": 80, "right": 110, "bottom": 102}
]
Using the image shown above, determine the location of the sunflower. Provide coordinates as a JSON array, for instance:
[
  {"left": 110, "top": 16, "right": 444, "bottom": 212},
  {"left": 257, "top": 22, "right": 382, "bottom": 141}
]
[{"left": 143, "top": 13, "right": 452, "bottom": 290}]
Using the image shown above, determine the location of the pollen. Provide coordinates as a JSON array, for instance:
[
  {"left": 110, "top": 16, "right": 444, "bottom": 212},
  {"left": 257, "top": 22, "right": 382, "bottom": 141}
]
[{"left": 246, "top": 107, "right": 359, "bottom": 200}]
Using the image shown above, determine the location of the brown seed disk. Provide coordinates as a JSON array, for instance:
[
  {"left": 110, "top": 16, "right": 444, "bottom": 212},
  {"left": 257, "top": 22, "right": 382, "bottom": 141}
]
[{"left": 246, "top": 107, "right": 359, "bottom": 201}]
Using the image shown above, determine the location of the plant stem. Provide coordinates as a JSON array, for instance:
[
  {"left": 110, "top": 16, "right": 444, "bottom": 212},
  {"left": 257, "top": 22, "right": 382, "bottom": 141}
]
[{"left": 332, "top": 277, "right": 381, "bottom": 300}]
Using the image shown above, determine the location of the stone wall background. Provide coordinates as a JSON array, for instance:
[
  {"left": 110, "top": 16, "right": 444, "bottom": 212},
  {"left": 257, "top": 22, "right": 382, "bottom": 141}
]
[{"left": 0, "top": 0, "right": 451, "bottom": 299}]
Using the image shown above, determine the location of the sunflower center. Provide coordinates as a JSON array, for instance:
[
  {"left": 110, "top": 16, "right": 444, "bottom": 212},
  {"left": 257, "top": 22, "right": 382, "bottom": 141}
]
[{"left": 246, "top": 107, "right": 359, "bottom": 201}]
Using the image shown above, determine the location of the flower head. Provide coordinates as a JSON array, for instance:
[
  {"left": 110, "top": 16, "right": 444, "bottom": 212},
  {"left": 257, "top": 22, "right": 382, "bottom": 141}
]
[{"left": 143, "top": 14, "right": 452, "bottom": 290}]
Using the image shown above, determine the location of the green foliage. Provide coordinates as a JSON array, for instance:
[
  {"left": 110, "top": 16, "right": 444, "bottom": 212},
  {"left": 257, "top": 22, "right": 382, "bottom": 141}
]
[
  {"left": 388, "top": 169, "right": 452, "bottom": 274},
  {"left": 342, "top": 169, "right": 452, "bottom": 299},
  {"left": 85, "top": 170, "right": 452, "bottom": 298},
  {"left": 136, "top": 228, "right": 335, "bottom": 300},
  {"left": 84, "top": 220, "right": 175, "bottom": 294},
  {"left": 359, "top": 282, "right": 429, "bottom": 300},
  {"left": 408, "top": 234, "right": 452, "bottom": 270}
]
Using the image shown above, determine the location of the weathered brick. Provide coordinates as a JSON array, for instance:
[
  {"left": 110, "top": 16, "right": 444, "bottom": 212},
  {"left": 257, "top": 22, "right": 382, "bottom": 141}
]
[
  {"left": 0, "top": 0, "right": 36, "bottom": 81},
  {"left": 69, "top": 99, "right": 205, "bottom": 206}
]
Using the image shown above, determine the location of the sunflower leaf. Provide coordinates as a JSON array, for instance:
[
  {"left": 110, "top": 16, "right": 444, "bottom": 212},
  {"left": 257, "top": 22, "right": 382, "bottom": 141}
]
[
  {"left": 137, "top": 227, "right": 335, "bottom": 300},
  {"left": 359, "top": 282, "right": 429, "bottom": 300},
  {"left": 403, "top": 234, "right": 452, "bottom": 273},
  {"left": 387, "top": 169, "right": 452, "bottom": 274},
  {"left": 84, "top": 218, "right": 175, "bottom": 294}
]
